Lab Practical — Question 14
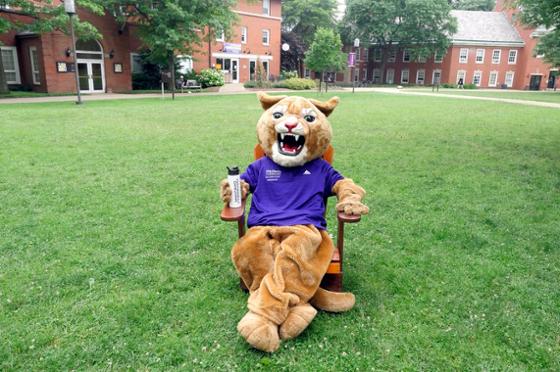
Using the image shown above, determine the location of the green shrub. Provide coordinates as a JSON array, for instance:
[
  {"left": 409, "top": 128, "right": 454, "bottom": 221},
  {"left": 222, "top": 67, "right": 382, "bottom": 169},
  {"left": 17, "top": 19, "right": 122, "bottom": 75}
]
[
  {"left": 441, "top": 83, "right": 456, "bottom": 88},
  {"left": 197, "top": 69, "right": 225, "bottom": 88},
  {"left": 282, "top": 78, "right": 316, "bottom": 90},
  {"left": 463, "top": 83, "right": 478, "bottom": 89},
  {"left": 280, "top": 70, "right": 298, "bottom": 80},
  {"left": 244, "top": 81, "right": 257, "bottom": 88}
]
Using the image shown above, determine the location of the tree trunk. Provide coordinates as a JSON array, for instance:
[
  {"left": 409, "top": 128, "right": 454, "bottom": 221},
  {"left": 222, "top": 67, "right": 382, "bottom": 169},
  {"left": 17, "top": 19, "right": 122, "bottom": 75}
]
[
  {"left": 0, "top": 55, "right": 8, "bottom": 94},
  {"left": 169, "top": 53, "right": 176, "bottom": 100}
]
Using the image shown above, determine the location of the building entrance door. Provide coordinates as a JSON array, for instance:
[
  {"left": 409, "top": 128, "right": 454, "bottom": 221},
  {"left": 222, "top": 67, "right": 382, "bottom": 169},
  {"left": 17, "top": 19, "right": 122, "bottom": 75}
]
[
  {"left": 529, "top": 75, "right": 542, "bottom": 90},
  {"left": 547, "top": 70, "right": 558, "bottom": 89},
  {"left": 231, "top": 59, "right": 239, "bottom": 83},
  {"left": 77, "top": 61, "right": 104, "bottom": 93}
]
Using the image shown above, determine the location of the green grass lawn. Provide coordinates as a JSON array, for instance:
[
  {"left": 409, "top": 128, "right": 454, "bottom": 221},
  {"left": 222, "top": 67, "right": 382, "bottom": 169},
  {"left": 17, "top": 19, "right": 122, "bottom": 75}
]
[
  {"left": 406, "top": 87, "right": 560, "bottom": 103},
  {"left": 1, "top": 93, "right": 559, "bottom": 370}
]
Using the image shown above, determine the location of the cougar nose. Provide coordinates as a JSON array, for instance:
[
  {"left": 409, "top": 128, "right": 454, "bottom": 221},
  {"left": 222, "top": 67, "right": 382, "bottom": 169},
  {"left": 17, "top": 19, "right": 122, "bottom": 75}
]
[{"left": 284, "top": 123, "right": 297, "bottom": 132}]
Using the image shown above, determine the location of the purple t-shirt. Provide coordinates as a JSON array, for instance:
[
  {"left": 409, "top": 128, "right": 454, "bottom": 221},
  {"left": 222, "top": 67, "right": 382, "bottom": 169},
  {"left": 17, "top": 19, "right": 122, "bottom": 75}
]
[{"left": 241, "top": 156, "right": 344, "bottom": 230}]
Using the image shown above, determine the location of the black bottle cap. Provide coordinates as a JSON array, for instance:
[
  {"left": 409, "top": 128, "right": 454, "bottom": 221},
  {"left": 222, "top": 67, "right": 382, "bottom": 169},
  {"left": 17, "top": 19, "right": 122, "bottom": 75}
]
[{"left": 227, "top": 166, "right": 240, "bottom": 175}]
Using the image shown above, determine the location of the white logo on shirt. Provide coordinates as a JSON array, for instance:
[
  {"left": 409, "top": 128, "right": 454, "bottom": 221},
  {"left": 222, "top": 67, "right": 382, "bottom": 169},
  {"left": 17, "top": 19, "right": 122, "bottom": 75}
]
[
  {"left": 265, "top": 169, "right": 282, "bottom": 181},
  {"left": 303, "top": 170, "right": 311, "bottom": 175}
]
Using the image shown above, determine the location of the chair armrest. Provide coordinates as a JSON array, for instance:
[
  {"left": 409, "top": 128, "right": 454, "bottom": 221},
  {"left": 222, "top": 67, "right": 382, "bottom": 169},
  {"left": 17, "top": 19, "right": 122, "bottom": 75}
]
[
  {"left": 337, "top": 211, "right": 361, "bottom": 223},
  {"left": 220, "top": 199, "right": 246, "bottom": 221}
]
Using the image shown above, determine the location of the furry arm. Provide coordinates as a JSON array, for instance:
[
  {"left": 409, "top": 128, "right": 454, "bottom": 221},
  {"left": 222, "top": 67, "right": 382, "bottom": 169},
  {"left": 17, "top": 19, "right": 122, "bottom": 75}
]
[
  {"left": 220, "top": 179, "right": 251, "bottom": 204},
  {"left": 332, "top": 178, "right": 369, "bottom": 216}
]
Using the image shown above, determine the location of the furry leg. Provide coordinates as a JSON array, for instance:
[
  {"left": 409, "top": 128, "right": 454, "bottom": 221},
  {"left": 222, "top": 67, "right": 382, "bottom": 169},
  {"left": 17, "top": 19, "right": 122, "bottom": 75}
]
[{"left": 310, "top": 287, "right": 355, "bottom": 312}]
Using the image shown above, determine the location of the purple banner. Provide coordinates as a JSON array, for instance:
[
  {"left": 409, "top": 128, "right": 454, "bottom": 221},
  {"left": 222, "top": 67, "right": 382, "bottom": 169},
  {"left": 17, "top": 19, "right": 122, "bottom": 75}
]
[{"left": 347, "top": 52, "right": 356, "bottom": 67}]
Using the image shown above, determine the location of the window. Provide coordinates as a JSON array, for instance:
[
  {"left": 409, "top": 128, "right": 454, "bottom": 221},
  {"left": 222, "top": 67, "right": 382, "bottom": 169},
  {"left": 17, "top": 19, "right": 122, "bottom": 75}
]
[
  {"left": 373, "top": 48, "right": 382, "bottom": 62},
  {"left": 417, "top": 56, "right": 427, "bottom": 63},
  {"left": 434, "top": 51, "right": 444, "bottom": 63},
  {"left": 401, "top": 69, "right": 409, "bottom": 84},
  {"left": 416, "top": 69, "right": 425, "bottom": 85},
  {"left": 362, "top": 68, "right": 367, "bottom": 80},
  {"left": 304, "top": 68, "right": 310, "bottom": 78},
  {"left": 130, "top": 53, "right": 143, "bottom": 73},
  {"left": 459, "top": 48, "right": 468, "bottom": 63},
  {"left": 262, "top": 0, "right": 270, "bottom": 15},
  {"left": 355, "top": 48, "right": 361, "bottom": 61},
  {"left": 216, "top": 30, "right": 225, "bottom": 42},
  {"left": 262, "top": 29, "right": 270, "bottom": 45},
  {"left": 472, "top": 71, "right": 482, "bottom": 86},
  {"left": 241, "top": 27, "right": 247, "bottom": 44},
  {"left": 488, "top": 71, "right": 498, "bottom": 87},
  {"left": 29, "top": 47, "right": 40, "bottom": 85},
  {"left": 402, "top": 49, "right": 410, "bottom": 62},
  {"left": 505, "top": 71, "right": 514, "bottom": 87},
  {"left": 456, "top": 70, "right": 466, "bottom": 84},
  {"left": 262, "top": 60, "right": 269, "bottom": 79},
  {"left": 1, "top": 47, "right": 21, "bottom": 84},
  {"left": 508, "top": 50, "right": 517, "bottom": 64},
  {"left": 388, "top": 49, "right": 396, "bottom": 63},
  {"left": 373, "top": 68, "right": 381, "bottom": 83},
  {"left": 492, "top": 49, "right": 501, "bottom": 64},
  {"left": 364, "top": 48, "right": 369, "bottom": 61},
  {"left": 475, "top": 49, "right": 485, "bottom": 63},
  {"left": 386, "top": 68, "right": 394, "bottom": 84}
]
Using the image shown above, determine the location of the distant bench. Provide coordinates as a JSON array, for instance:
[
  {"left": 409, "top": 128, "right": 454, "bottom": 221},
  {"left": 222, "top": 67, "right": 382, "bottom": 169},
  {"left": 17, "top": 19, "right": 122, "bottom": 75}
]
[{"left": 181, "top": 79, "right": 202, "bottom": 92}]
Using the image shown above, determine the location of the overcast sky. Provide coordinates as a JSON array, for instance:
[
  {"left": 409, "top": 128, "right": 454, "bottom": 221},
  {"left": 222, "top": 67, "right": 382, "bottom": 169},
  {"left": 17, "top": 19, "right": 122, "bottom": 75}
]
[{"left": 336, "top": 0, "right": 346, "bottom": 20}]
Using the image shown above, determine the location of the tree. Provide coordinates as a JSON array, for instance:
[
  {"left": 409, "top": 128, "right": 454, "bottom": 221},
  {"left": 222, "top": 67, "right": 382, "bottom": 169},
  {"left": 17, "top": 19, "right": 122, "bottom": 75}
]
[
  {"left": 0, "top": 0, "right": 103, "bottom": 94},
  {"left": 304, "top": 28, "right": 346, "bottom": 92},
  {"left": 515, "top": 0, "right": 560, "bottom": 67},
  {"left": 342, "top": 0, "right": 457, "bottom": 83},
  {"left": 449, "top": 0, "right": 495, "bottom": 10},
  {"left": 281, "top": 0, "right": 338, "bottom": 76},
  {"left": 107, "top": 0, "right": 237, "bottom": 99}
]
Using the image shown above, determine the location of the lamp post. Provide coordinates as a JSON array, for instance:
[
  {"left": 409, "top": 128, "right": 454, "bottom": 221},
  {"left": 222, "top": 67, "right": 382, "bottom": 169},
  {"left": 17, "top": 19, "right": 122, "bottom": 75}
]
[
  {"left": 352, "top": 38, "right": 360, "bottom": 93},
  {"left": 65, "top": 0, "right": 82, "bottom": 104}
]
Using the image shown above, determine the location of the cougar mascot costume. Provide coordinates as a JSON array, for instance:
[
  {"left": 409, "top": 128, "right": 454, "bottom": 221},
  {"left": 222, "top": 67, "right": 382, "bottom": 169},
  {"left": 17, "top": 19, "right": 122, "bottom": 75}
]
[{"left": 220, "top": 93, "right": 368, "bottom": 352}]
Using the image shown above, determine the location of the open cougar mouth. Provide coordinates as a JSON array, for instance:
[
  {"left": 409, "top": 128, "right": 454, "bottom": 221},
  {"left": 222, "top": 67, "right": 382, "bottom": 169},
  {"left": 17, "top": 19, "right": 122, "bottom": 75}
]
[{"left": 277, "top": 133, "right": 305, "bottom": 156}]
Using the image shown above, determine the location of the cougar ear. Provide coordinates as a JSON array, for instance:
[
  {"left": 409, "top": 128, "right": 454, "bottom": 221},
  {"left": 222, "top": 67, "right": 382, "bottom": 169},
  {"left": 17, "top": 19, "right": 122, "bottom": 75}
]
[
  {"left": 257, "top": 91, "right": 287, "bottom": 110},
  {"left": 308, "top": 96, "right": 340, "bottom": 117}
]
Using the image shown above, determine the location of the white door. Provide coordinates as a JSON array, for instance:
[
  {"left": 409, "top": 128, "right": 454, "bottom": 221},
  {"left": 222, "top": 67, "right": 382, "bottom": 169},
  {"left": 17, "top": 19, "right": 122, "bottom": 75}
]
[
  {"left": 231, "top": 59, "right": 239, "bottom": 83},
  {"left": 386, "top": 69, "right": 394, "bottom": 84},
  {"left": 77, "top": 60, "right": 105, "bottom": 93}
]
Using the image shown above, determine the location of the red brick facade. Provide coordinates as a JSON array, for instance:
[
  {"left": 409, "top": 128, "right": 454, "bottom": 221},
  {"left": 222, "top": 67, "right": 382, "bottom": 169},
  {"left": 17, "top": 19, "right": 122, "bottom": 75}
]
[
  {"left": 1, "top": 0, "right": 281, "bottom": 93},
  {"left": 190, "top": 0, "right": 281, "bottom": 83}
]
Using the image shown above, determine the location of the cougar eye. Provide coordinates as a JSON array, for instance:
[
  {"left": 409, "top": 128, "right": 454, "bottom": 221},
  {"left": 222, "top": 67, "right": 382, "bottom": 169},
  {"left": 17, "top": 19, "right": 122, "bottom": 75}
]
[
  {"left": 273, "top": 112, "right": 283, "bottom": 119},
  {"left": 304, "top": 115, "right": 315, "bottom": 123}
]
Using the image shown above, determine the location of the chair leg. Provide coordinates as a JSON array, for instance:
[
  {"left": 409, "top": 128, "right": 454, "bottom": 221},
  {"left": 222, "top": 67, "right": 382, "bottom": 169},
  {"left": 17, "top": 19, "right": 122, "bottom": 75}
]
[{"left": 320, "top": 272, "right": 343, "bottom": 292}]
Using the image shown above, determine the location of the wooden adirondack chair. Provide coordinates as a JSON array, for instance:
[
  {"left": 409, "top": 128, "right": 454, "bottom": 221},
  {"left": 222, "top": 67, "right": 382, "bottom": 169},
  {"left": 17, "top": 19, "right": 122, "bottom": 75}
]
[{"left": 220, "top": 144, "right": 361, "bottom": 292}]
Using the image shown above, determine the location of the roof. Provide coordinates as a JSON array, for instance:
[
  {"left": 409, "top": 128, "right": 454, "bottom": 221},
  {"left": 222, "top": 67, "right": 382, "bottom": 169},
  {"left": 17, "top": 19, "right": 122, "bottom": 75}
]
[{"left": 450, "top": 10, "right": 524, "bottom": 46}]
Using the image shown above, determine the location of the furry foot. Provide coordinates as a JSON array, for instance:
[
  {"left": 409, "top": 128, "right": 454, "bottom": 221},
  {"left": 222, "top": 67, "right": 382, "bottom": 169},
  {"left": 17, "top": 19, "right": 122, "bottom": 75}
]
[
  {"left": 279, "top": 304, "right": 317, "bottom": 340},
  {"left": 237, "top": 311, "right": 280, "bottom": 352}
]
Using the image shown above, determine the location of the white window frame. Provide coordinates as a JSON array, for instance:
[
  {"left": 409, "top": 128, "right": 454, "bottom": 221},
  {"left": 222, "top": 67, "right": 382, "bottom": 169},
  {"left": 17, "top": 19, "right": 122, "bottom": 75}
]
[
  {"left": 29, "top": 46, "right": 40, "bottom": 85},
  {"left": 475, "top": 49, "right": 485, "bottom": 64},
  {"left": 488, "top": 71, "right": 498, "bottom": 87},
  {"left": 1, "top": 46, "right": 21, "bottom": 84},
  {"left": 373, "top": 68, "right": 381, "bottom": 83},
  {"left": 262, "top": 29, "right": 270, "bottom": 46},
  {"left": 262, "top": 0, "right": 270, "bottom": 16},
  {"left": 492, "top": 49, "right": 501, "bottom": 64},
  {"left": 388, "top": 49, "right": 396, "bottom": 63},
  {"left": 130, "top": 52, "right": 143, "bottom": 73},
  {"left": 472, "top": 70, "right": 482, "bottom": 86},
  {"left": 505, "top": 71, "right": 514, "bottom": 87},
  {"left": 216, "top": 30, "right": 225, "bottom": 42},
  {"left": 416, "top": 69, "right": 425, "bottom": 85},
  {"left": 241, "top": 27, "right": 247, "bottom": 44},
  {"left": 432, "top": 69, "right": 442, "bottom": 85},
  {"left": 456, "top": 70, "right": 466, "bottom": 84},
  {"left": 356, "top": 48, "right": 361, "bottom": 61},
  {"left": 417, "top": 56, "right": 427, "bottom": 63},
  {"left": 401, "top": 69, "right": 409, "bottom": 84},
  {"left": 402, "top": 49, "right": 410, "bottom": 63},
  {"left": 434, "top": 51, "right": 443, "bottom": 63},
  {"left": 364, "top": 48, "right": 369, "bottom": 61},
  {"left": 373, "top": 48, "right": 382, "bottom": 62},
  {"left": 459, "top": 48, "right": 468, "bottom": 63},
  {"left": 508, "top": 50, "right": 517, "bottom": 64},
  {"left": 386, "top": 68, "right": 395, "bottom": 84}
]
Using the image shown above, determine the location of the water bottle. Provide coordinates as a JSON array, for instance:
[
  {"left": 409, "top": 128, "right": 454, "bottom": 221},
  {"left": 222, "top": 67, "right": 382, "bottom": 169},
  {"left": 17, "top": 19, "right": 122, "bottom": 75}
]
[{"left": 227, "top": 166, "right": 242, "bottom": 208}]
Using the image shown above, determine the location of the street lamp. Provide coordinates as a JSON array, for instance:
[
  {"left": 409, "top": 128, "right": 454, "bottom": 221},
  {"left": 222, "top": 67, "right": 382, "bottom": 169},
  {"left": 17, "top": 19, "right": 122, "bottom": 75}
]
[
  {"left": 65, "top": 0, "right": 82, "bottom": 104},
  {"left": 352, "top": 38, "right": 360, "bottom": 93}
]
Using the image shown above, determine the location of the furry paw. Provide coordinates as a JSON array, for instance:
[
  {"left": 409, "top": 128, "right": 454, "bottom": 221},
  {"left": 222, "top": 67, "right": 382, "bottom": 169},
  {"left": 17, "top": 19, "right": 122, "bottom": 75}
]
[
  {"left": 336, "top": 200, "right": 369, "bottom": 216},
  {"left": 310, "top": 288, "right": 355, "bottom": 312},
  {"left": 220, "top": 179, "right": 250, "bottom": 205},
  {"left": 279, "top": 304, "right": 317, "bottom": 340},
  {"left": 237, "top": 311, "right": 280, "bottom": 352}
]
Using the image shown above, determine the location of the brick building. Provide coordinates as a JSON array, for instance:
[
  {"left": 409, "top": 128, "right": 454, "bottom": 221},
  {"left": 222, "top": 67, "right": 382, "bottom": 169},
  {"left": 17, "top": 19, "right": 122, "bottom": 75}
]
[
  {"left": 0, "top": 0, "right": 281, "bottom": 93},
  {"left": 339, "top": 1, "right": 558, "bottom": 90}
]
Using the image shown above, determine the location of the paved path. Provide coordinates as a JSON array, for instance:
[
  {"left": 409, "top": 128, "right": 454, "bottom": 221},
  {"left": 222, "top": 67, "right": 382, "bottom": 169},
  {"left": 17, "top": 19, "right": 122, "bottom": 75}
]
[
  {"left": 219, "top": 82, "right": 246, "bottom": 93},
  {"left": 342, "top": 87, "right": 560, "bottom": 109},
  {"left": 1, "top": 87, "right": 559, "bottom": 109}
]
